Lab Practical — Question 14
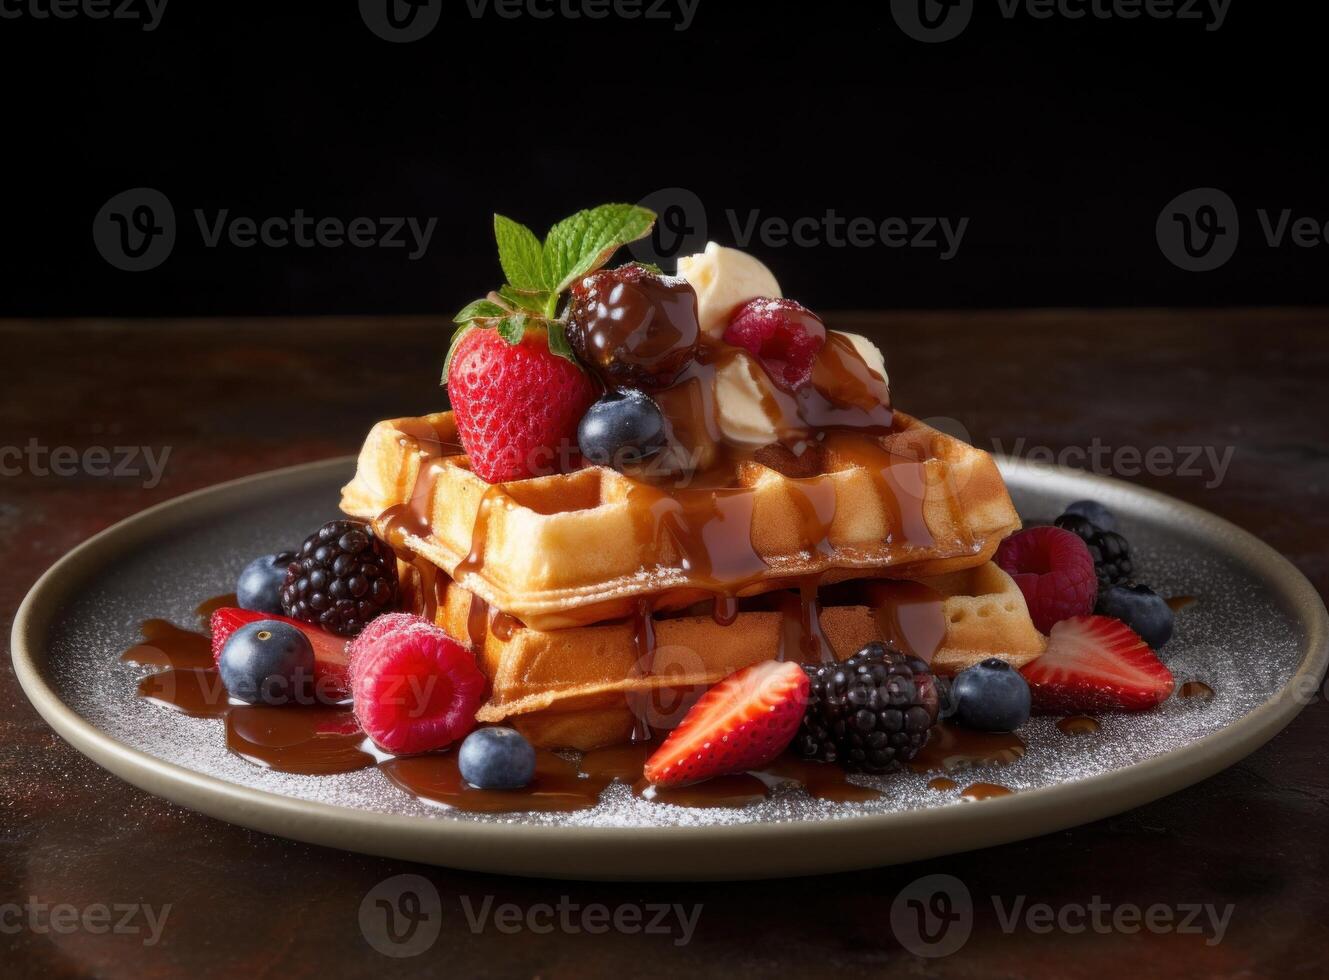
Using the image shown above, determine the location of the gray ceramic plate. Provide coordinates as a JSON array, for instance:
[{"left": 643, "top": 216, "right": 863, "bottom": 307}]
[{"left": 11, "top": 457, "right": 1328, "bottom": 880}]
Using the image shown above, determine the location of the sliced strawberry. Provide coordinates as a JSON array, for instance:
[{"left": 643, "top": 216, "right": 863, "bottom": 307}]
[
  {"left": 643, "top": 660, "right": 810, "bottom": 788},
  {"left": 210, "top": 607, "right": 350, "bottom": 698},
  {"left": 1020, "top": 615, "right": 1174, "bottom": 713}
]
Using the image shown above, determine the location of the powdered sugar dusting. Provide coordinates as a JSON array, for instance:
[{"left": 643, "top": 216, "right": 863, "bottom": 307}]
[{"left": 37, "top": 465, "right": 1316, "bottom": 830}]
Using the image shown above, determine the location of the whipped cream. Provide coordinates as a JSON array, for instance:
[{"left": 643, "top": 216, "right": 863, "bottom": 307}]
[
  {"left": 676, "top": 242, "right": 782, "bottom": 340},
  {"left": 837, "top": 331, "right": 889, "bottom": 389},
  {"left": 714, "top": 351, "right": 799, "bottom": 448},
  {"left": 712, "top": 333, "right": 889, "bottom": 449}
]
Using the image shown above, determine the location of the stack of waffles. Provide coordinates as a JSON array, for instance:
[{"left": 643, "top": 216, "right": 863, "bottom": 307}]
[{"left": 340, "top": 410, "right": 1046, "bottom": 750}]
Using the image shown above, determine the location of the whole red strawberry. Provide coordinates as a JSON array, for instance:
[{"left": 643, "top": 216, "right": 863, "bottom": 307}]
[{"left": 446, "top": 324, "right": 597, "bottom": 483}]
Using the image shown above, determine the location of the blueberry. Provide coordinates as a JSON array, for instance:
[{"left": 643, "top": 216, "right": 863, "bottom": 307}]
[
  {"left": 1063, "top": 499, "right": 1116, "bottom": 532},
  {"left": 219, "top": 620, "right": 314, "bottom": 705},
  {"left": 236, "top": 552, "right": 295, "bottom": 615},
  {"left": 577, "top": 389, "right": 667, "bottom": 469},
  {"left": 1097, "top": 584, "right": 1174, "bottom": 649},
  {"left": 458, "top": 727, "right": 536, "bottom": 790},
  {"left": 950, "top": 658, "right": 1032, "bottom": 732}
]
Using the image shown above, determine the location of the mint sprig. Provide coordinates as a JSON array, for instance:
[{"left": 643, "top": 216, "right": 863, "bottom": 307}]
[{"left": 446, "top": 203, "right": 656, "bottom": 382}]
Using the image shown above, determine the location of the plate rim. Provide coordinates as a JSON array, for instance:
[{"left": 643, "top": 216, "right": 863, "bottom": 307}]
[{"left": 11, "top": 456, "right": 1329, "bottom": 880}]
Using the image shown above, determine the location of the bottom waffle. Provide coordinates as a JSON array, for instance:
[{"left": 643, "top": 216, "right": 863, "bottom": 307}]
[{"left": 406, "top": 562, "right": 1046, "bottom": 750}]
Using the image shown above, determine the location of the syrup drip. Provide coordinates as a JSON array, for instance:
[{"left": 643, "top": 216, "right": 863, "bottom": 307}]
[
  {"left": 466, "top": 594, "right": 489, "bottom": 650},
  {"left": 138, "top": 668, "right": 229, "bottom": 718},
  {"left": 1178, "top": 680, "right": 1215, "bottom": 701},
  {"left": 121, "top": 619, "right": 214, "bottom": 670},
  {"left": 711, "top": 594, "right": 739, "bottom": 627},
  {"left": 960, "top": 782, "right": 1014, "bottom": 801},
  {"left": 635, "top": 775, "right": 769, "bottom": 808},
  {"left": 873, "top": 581, "right": 948, "bottom": 663},
  {"left": 909, "top": 723, "right": 1027, "bottom": 773},
  {"left": 756, "top": 756, "right": 883, "bottom": 803},
  {"left": 381, "top": 752, "right": 608, "bottom": 814},
  {"left": 226, "top": 705, "right": 376, "bottom": 775},
  {"left": 1056, "top": 715, "right": 1101, "bottom": 736},
  {"left": 927, "top": 777, "right": 959, "bottom": 792},
  {"left": 627, "top": 599, "right": 658, "bottom": 742},
  {"left": 1166, "top": 595, "right": 1198, "bottom": 613},
  {"left": 454, "top": 485, "right": 502, "bottom": 582}
]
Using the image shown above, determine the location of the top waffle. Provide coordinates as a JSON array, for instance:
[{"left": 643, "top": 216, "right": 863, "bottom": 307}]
[{"left": 341, "top": 410, "right": 1019, "bottom": 630}]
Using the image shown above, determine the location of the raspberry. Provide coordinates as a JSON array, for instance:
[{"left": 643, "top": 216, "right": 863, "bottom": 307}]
[
  {"left": 350, "top": 615, "right": 485, "bottom": 755},
  {"left": 723, "top": 297, "right": 827, "bottom": 392},
  {"left": 995, "top": 526, "right": 1098, "bottom": 634}
]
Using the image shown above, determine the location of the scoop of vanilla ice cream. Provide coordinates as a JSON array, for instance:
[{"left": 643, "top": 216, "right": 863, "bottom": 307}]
[
  {"left": 836, "top": 331, "right": 890, "bottom": 388},
  {"left": 676, "top": 242, "right": 782, "bottom": 340}
]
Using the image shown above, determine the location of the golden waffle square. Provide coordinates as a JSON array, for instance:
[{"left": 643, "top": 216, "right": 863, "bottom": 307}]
[
  {"left": 415, "top": 562, "right": 1045, "bottom": 750},
  {"left": 341, "top": 411, "right": 1020, "bottom": 631}
]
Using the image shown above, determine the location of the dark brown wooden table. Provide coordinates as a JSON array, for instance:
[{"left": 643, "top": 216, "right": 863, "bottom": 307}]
[{"left": 3, "top": 312, "right": 1326, "bottom": 978}]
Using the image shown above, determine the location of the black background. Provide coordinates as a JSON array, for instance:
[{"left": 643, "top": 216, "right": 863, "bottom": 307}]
[{"left": 1, "top": 0, "right": 1323, "bottom": 317}]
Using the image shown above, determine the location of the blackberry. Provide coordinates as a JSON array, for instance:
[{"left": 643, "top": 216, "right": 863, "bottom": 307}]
[
  {"left": 1054, "top": 513, "right": 1134, "bottom": 587},
  {"left": 280, "top": 520, "right": 399, "bottom": 636},
  {"left": 794, "top": 643, "right": 942, "bottom": 773}
]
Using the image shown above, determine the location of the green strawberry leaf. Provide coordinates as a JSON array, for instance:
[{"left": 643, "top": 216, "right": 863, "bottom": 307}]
[
  {"left": 454, "top": 298, "right": 507, "bottom": 324},
  {"left": 541, "top": 204, "right": 656, "bottom": 294},
  {"left": 498, "top": 284, "right": 551, "bottom": 314},
  {"left": 545, "top": 320, "right": 578, "bottom": 365},
  {"left": 495, "top": 314, "right": 528, "bottom": 345},
  {"left": 442, "top": 322, "right": 478, "bottom": 384},
  {"left": 493, "top": 214, "right": 545, "bottom": 292}
]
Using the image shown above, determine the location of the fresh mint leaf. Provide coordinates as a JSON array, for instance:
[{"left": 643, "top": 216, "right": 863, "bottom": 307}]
[
  {"left": 493, "top": 214, "right": 545, "bottom": 291},
  {"left": 540, "top": 204, "right": 655, "bottom": 294},
  {"left": 454, "top": 298, "right": 507, "bottom": 324},
  {"left": 495, "top": 314, "right": 528, "bottom": 345}
]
